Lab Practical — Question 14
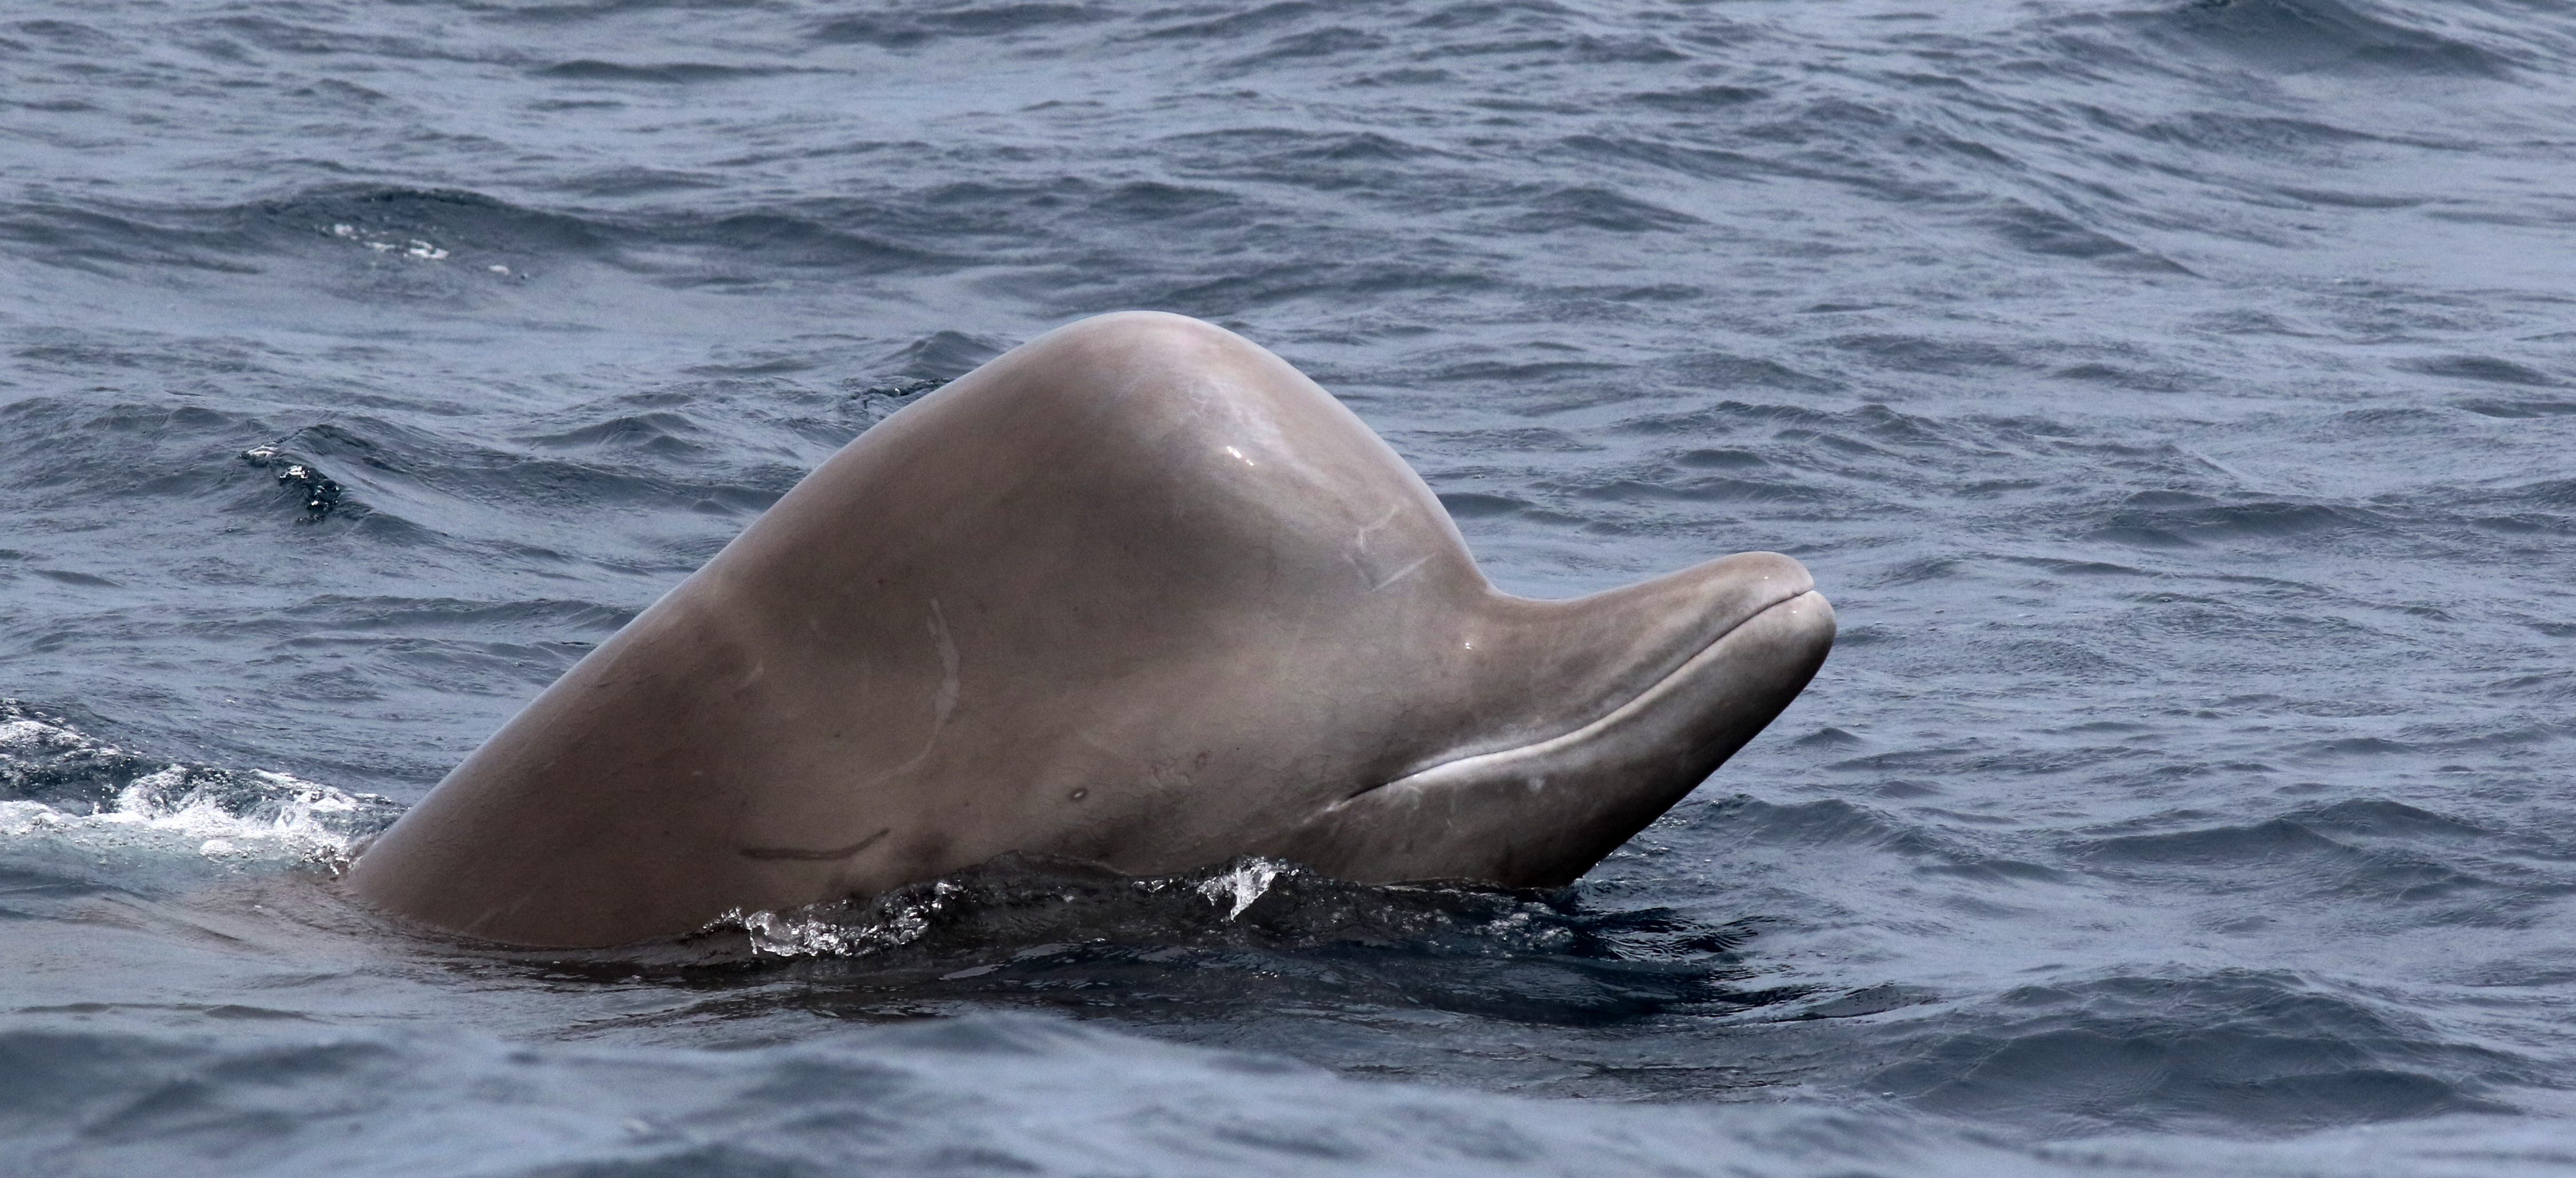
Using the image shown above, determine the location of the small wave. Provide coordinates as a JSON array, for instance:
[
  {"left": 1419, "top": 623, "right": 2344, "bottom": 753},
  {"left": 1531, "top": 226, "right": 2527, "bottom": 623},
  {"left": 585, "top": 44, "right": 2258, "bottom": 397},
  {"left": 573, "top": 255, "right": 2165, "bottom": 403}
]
[
  {"left": 2050, "top": 362, "right": 2206, "bottom": 392},
  {"left": 0, "top": 187, "right": 584, "bottom": 288},
  {"left": 1651, "top": 352, "right": 1841, "bottom": 395},
  {"left": 2400, "top": 355, "right": 2558, "bottom": 387},
  {"left": 811, "top": 3, "right": 1110, "bottom": 48},
  {"left": 494, "top": 0, "right": 776, "bottom": 21},
  {"left": 1683, "top": 797, "right": 2072, "bottom": 891},
  {"left": 1687, "top": 797, "right": 1914, "bottom": 851},
  {"left": 874, "top": 329, "right": 1011, "bottom": 383},
  {"left": 1829, "top": 333, "right": 2032, "bottom": 376},
  {"left": 1223, "top": 26, "right": 1392, "bottom": 67},
  {"left": 2072, "top": 813, "right": 2518, "bottom": 910},
  {"left": 1960, "top": 636, "right": 2140, "bottom": 679},
  {"left": 1673, "top": 448, "right": 1772, "bottom": 470},
  {"left": 1624, "top": 85, "right": 1767, "bottom": 112},
  {"left": 1138, "top": 3, "right": 1325, "bottom": 44},
  {"left": 244, "top": 416, "right": 802, "bottom": 536},
  {"left": 0, "top": 203, "right": 265, "bottom": 276},
  {"left": 7, "top": 184, "right": 969, "bottom": 293},
  {"left": 2148, "top": 0, "right": 2512, "bottom": 78},
  {"left": 1504, "top": 185, "right": 1703, "bottom": 234},
  {"left": 1986, "top": 203, "right": 2191, "bottom": 273},
  {"left": 266, "top": 186, "right": 612, "bottom": 258},
  {"left": 1869, "top": 969, "right": 2523, "bottom": 1135},
  {"left": 542, "top": 166, "right": 729, "bottom": 198},
  {"left": 2082, "top": 816, "right": 2364, "bottom": 866},
  {"left": 519, "top": 411, "right": 709, "bottom": 455},
  {"left": 1084, "top": 181, "right": 1242, "bottom": 220},
  {"left": 1551, "top": 133, "right": 1771, "bottom": 185},
  {"left": 1429, "top": 357, "right": 1625, "bottom": 384},
  {"left": 283, "top": 595, "right": 633, "bottom": 635},
  {"left": 531, "top": 59, "right": 799, "bottom": 83},
  {"left": 1612, "top": 399, "right": 1845, "bottom": 436},
  {"left": 1564, "top": 473, "right": 1835, "bottom": 506},
  {"left": 1154, "top": 126, "right": 1445, "bottom": 178},
  {"left": 673, "top": 211, "right": 948, "bottom": 273},
  {"left": 2289, "top": 799, "right": 2486, "bottom": 841},
  {"left": 2085, "top": 494, "right": 2383, "bottom": 547},
  {"left": 2458, "top": 397, "right": 2576, "bottom": 419},
  {"left": 1435, "top": 491, "right": 1530, "bottom": 519}
]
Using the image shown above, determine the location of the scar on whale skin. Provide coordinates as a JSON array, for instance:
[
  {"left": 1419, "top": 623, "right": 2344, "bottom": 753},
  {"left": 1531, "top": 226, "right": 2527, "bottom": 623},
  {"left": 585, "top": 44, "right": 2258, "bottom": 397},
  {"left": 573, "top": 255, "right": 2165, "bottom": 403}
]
[
  {"left": 740, "top": 828, "right": 892, "bottom": 862},
  {"left": 344, "top": 311, "right": 1835, "bottom": 948}
]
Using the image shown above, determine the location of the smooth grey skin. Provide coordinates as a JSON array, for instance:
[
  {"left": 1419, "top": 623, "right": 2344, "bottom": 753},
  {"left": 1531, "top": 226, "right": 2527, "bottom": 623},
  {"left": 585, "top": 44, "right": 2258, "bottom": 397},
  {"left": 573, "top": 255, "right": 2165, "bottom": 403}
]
[{"left": 345, "top": 312, "right": 1835, "bottom": 948}]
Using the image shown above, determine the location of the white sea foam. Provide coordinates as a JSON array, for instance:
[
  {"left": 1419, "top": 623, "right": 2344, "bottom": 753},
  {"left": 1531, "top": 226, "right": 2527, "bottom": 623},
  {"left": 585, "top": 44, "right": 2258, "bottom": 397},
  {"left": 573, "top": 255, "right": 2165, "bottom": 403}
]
[
  {"left": 0, "top": 703, "right": 397, "bottom": 874},
  {"left": 1194, "top": 856, "right": 1285, "bottom": 920},
  {"left": 715, "top": 880, "right": 965, "bottom": 958}
]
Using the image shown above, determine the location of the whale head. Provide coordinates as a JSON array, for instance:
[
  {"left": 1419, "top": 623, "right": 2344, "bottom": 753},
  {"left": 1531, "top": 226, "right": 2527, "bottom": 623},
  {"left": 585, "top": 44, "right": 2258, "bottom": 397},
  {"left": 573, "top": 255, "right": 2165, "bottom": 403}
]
[{"left": 345, "top": 312, "right": 1832, "bottom": 946}]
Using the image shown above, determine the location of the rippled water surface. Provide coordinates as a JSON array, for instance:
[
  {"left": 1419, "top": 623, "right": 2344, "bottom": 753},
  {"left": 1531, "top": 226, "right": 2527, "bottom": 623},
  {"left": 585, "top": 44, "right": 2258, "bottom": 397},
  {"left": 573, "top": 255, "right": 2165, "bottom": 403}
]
[{"left": 6, "top": 0, "right": 2576, "bottom": 1173}]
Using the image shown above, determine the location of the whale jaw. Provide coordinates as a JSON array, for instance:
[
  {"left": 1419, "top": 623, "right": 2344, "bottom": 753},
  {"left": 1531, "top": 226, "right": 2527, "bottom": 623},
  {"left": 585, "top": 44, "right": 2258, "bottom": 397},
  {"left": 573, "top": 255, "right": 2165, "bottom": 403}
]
[{"left": 1273, "top": 582, "right": 1835, "bottom": 888}]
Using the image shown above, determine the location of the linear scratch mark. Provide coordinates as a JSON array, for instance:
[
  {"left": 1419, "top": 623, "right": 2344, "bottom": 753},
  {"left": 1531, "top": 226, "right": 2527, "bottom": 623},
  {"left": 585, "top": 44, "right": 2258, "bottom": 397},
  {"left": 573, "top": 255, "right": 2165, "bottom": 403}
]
[
  {"left": 741, "top": 827, "right": 892, "bottom": 862},
  {"left": 1367, "top": 554, "right": 1432, "bottom": 592},
  {"left": 928, "top": 598, "right": 959, "bottom": 734}
]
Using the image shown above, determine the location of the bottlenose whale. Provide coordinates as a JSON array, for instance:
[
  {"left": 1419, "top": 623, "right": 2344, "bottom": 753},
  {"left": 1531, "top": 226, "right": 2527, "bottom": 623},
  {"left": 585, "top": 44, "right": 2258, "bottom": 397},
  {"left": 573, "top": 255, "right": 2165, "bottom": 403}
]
[{"left": 345, "top": 312, "right": 1834, "bottom": 947}]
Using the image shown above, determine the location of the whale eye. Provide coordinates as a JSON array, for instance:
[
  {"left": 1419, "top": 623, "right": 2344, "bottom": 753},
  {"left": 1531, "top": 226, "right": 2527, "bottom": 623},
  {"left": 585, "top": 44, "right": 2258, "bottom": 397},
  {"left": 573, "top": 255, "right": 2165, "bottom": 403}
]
[{"left": 1068, "top": 788, "right": 1088, "bottom": 802}]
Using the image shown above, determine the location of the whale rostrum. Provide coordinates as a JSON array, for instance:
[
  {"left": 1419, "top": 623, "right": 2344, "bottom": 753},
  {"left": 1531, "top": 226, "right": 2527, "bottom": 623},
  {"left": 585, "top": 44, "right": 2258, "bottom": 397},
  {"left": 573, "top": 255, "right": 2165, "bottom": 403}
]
[{"left": 344, "top": 312, "right": 1835, "bottom": 947}]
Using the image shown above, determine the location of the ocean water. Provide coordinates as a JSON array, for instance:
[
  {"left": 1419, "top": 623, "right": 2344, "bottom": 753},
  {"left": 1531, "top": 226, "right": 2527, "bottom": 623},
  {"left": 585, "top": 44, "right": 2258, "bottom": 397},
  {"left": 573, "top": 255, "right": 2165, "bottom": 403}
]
[{"left": 5, "top": 0, "right": 2576, "bottom": 1173}]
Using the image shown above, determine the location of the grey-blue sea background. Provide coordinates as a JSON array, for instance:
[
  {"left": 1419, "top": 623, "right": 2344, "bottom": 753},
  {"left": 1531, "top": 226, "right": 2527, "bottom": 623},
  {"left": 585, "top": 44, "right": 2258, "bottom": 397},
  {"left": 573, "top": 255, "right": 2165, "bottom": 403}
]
[{"left": 5, "top": 0, "right": 2575, "bottom": 1173}]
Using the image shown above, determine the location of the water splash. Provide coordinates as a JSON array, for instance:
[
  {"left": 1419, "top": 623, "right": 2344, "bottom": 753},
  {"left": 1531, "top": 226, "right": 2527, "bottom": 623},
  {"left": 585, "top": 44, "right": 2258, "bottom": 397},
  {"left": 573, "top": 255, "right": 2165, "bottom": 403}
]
[
  {"left": 1194, "top": 856, "right": 1285, "bottom": 920},
  {"left": 715, "top": 880, "right": 967, "bottom": 959},
  {"left": 0, "top": 701, "right": 400, "bottom": 874}
]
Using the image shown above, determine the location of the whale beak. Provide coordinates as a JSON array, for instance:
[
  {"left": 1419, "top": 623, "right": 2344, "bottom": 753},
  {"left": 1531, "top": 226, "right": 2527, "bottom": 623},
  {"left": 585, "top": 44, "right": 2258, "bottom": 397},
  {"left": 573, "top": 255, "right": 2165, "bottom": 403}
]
[{"left": 1278, "top": 552, "right": 1835, "bottom": 887}]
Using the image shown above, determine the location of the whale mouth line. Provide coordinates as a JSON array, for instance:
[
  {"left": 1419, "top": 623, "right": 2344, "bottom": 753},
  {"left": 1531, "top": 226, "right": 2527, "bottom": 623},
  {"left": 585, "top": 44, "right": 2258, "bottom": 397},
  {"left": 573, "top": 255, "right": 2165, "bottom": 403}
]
[{"left": 1341, "top": 586, "right": 1827, "bottom": 804}]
